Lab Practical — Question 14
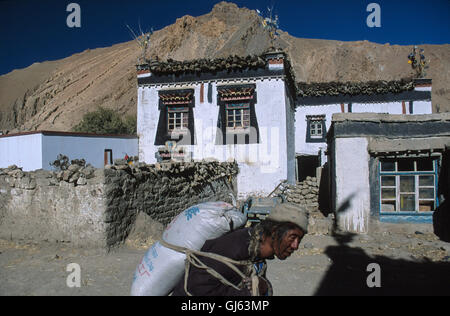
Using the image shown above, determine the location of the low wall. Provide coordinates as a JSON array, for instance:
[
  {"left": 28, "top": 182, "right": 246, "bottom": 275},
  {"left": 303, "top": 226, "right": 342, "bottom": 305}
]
[{"left": 0, "top": 161, "right": 238, "bottom": 249}]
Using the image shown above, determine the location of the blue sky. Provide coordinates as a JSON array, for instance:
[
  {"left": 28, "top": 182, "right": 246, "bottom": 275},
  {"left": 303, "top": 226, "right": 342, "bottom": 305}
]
[{"left": 0, "top": 0, "right": 449, "bottom": 75}]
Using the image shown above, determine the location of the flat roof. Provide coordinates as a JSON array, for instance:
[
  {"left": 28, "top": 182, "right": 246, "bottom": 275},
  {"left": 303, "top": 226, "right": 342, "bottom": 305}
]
[
  {"left": 0, "top": 130, "right": 138, "bottom": 139},
  {"left": 331, "top": 112, "right": 450, "bottom": 123}
]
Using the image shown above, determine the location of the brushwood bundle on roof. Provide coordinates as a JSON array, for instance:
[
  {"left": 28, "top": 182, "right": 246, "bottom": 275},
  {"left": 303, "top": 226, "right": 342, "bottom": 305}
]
[
  {"left": 144, "top": 55, "right": 267, "bottom": 75},
  {"left": 296, "top": 78, "right": 415, "bottom": 97}
]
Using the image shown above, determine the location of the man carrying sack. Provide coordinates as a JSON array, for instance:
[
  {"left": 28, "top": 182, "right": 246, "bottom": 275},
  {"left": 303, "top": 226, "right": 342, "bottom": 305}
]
[{"left": 172, "top": 202, "right": 309, "bottom": 296}]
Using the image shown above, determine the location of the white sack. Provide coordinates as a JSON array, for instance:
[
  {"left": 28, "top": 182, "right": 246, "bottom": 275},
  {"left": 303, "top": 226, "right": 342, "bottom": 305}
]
[{"left": 130, "top": 201, "right": 247, "bottom": 296}]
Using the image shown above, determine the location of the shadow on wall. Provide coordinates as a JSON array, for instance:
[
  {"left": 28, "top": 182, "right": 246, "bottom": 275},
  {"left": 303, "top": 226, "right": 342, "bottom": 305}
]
[
  {"left": 318, "top": 162, "right": 331, "bottom": 217},
  {"left": 433, "top": 149, "right": 450, "bottom": 242}
]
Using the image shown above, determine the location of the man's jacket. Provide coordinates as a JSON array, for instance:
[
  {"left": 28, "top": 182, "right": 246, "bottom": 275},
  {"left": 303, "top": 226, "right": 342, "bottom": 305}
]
[{"left": 172, "top": 227, "right": 268, "bottom": 296}]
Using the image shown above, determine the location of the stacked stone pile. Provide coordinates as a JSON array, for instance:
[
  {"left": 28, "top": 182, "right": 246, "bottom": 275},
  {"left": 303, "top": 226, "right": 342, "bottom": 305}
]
[
  {"left": 142, "top": 55, "right": 266, "bottom": 75},
  {"left": 0, "top": 164, "right": 100, "bottom": 189},
  {"left": 297, "top": 78, "right": 415, "bottom": 97},
  {"left": 272, "top": 177, "right": 334, "bottom": 235},
  {"left": 274, "top": 176, "right": 320, "bottom": 211}
]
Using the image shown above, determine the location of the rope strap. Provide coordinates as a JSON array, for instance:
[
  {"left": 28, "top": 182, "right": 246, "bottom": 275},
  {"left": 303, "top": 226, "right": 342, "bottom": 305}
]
[{"left": 159, "top": 239, "right": 259, "bottom": 296}]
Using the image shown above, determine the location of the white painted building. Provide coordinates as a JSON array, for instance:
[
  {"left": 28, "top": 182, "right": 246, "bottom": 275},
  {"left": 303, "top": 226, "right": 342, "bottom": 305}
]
[
  {"left": 136, "top": 50, "right": 433, "bottom": 204},
  {"left": 328, "top": 113, "right": 450, "bottom": 233},
  {"left": 137, "top": 52, "right": 296, "bottom": 199},
  {"left": 0, "top": 131, "right": 138, "bottom": 171},
  {"left": 294, "top": 79, "right": 433, "bottom": 181}
]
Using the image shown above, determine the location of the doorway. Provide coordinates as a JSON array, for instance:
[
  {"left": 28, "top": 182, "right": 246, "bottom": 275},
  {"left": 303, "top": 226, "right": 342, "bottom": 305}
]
[{"left": 296, "top": 154, "right": 320, "bottom": 182}]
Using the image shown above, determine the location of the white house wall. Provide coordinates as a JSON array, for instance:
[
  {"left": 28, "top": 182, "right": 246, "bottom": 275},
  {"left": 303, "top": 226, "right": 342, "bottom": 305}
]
[
  {"left": 295, "top": 100, "right": 433, "bottom": 162},
  {"left": 0, "top": 134, "right": 43, "bottom": 171},
  {"left": 137, "top": 78, "right": 291, "bottom": 199},
  {"left": 334, "top": 137, "right": 371, "bottom": 233},
  {"left": 295, "top": 104, "right": 339, "bottom": 157},
  {"left": 411, "top": 100, "right": 432, "bottom": 114},
  {"left": 42, "top": 135, "right": 138, "bottom": 170}
]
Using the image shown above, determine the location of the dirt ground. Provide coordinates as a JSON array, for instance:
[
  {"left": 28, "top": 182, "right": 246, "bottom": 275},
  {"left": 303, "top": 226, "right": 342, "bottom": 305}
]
[{"left": 1, "top": 222, "right": 449, "bottom": 296}]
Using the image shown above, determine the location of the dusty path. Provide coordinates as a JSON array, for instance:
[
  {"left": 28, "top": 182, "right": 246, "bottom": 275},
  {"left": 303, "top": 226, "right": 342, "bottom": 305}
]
[{"left": 1, "top": 223, "right": 449, "bottom": 296}]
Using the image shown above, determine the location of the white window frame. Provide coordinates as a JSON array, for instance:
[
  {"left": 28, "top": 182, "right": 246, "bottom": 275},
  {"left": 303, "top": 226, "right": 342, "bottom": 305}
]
[
  {"left": 380, "top": 158, "right": 437, "bottom": 213},
  {"left": 226, "top": 103, "right": 250, "bottom": 133},
  {"left": 167, "top": 108, "right": 189, "bottom": 134},
  {"left": 309, "top": 120, "right": 323, "bottom": 138}
]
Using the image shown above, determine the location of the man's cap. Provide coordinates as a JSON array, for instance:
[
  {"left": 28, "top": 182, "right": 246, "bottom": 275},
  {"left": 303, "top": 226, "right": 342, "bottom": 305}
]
[{"left": 267, "top": 202, "right": 309, "bottom": 233}]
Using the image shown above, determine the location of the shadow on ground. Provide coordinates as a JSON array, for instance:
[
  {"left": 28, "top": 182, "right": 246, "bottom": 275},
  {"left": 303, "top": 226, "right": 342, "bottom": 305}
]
[{"left": 314, "top": 232, "right": 450, "bottom": 296}]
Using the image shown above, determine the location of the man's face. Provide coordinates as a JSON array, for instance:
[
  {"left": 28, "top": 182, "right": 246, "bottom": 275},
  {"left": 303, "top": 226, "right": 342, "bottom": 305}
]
[{"left": 274, "top": 228, "right": 304, "bottom": 260}]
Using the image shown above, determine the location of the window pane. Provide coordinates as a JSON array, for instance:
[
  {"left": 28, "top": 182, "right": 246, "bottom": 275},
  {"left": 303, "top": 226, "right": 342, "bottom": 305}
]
[
  {"left": 419, "top": 175, "right": 434, "bottom": 186},
  {"left": 417, "top": 158, "right": 434, "bottom": 171},
  {"left": 400, "top": 194, "right": 415, "bottom": 211},
  {"left": 419, "top": 188, "right": 434, "bottom": 199},
  {"left": 381, "top": 176, "right": 396, "bottom": 187},
  {"left": 400, "top": 176, "right": 415, "bottom": 192},
  {"left": 381, "top": 201, "right": 396, "bottom": 212},
  {"left": 419, "top": 200, "right": 434, "bottom": 212},
  {"left": 381, "top": 188, "right": 396, "bottom": 199},
  {"left": 381, "top": 161, "right": 395, "bottom": 171},
  {"left": 398, "top": 159, "right": 415, "bottom": 171}
]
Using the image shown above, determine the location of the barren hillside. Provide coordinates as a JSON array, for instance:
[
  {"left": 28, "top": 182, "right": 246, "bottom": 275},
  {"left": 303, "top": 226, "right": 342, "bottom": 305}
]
[{"left": 0, "top": 1, "right": 448, "bottom": 133}]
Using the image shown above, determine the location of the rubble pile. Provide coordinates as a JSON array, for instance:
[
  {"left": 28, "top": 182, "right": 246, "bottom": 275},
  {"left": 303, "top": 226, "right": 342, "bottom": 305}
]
[
  {"left": 272, "top": 177, "right": 334, "bottom": 235},
  {"left": 297, "top": 78, "right": 415, "bottom": 97},
  {"left": 274, "top": 177, "right": 320, "bottom": 211},
  {"left": 142, "top": 55, "right": 266, "bottom": 75},
  {"left": 0, "top": 164, "right": 99, "bottom": 188}
]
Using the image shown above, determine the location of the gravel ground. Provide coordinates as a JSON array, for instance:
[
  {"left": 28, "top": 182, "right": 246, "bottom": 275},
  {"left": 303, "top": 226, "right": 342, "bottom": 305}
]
[{"left": 1, "top": 223, "right": 449, "bottom": 296}]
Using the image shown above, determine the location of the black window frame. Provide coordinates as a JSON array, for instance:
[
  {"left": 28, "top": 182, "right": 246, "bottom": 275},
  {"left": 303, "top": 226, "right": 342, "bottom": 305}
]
[
  {"left": 216, "top": 84, "right": 259, "bottom": 145},
  {"left": 306, "top": 115, "right": 327, "bottom": 143},
  {"left": 155, "top": 89, "right": 196, "bottom": 146}
]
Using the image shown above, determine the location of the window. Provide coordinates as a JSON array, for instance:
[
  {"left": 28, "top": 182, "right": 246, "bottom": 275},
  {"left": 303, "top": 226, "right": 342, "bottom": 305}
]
[
  {"left": 380, "top": 158, "right": 437, "bottom": 213},
  {"left": 216, "top": 84, "right": 259, "bottom": 145},
  {"left": 167, "top": 107, "right": 189, "bottom": 133},
  {"left": 155, "top": 89, "right": 195, "bottom": 146},
  {"left": 306, "top": 115, "right": 326, "bottom": 143},
  {"left": 310, "top": 120, "right": 323, "bottom": 138},
  {"left": 226, "top": 103, "right": 250, "bottom": 131}
]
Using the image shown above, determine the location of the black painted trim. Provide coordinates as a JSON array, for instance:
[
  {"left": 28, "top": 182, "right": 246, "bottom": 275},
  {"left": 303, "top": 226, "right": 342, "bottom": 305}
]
[
  {"left": 215, "top": 84, "right": 260, "bottom": 145},
  {"left": 306, "top": 117, "right": 327, "bottom": 143},
  {"left": 332, "top": 121, "right": 450, "bottom": 139},
  {"left": 138, "top": 68, "right": 284, "bottom": 85},
  {"left": 369, "top": 157, "right": 380, "bottom": 220},
  {"left": 154, "top": 89, "right": 196, "bottom": 146}
]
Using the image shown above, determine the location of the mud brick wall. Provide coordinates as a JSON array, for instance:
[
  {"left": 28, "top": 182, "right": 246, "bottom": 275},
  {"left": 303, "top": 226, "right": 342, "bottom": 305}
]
[
  {"left": 0, "top": 161, "right": 238, "bottom": 249},
  {"left": 103, "top": 160, "right": 238, "bottom": 248}
]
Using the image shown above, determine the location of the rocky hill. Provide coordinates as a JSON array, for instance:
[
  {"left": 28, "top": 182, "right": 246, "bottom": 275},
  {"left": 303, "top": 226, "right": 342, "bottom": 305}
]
[{"left": 1, "top": 1, "right": 449, "bottom": 133}]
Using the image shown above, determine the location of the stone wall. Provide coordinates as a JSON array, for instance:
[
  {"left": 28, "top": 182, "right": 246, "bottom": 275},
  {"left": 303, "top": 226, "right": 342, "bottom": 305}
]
[
  {"left": 0, "top": 161, "right": 238, "bottom": 249},
  {"left": 274, "top": 176, "right": 320, "bottom": 211},
  {"left": 273, "top": 177, "right": 334, "bottom": 235},
  {"left": 0, "top": 164, "right": 106, "bottom": 247},
  {"left": 103, "top": 160, "right": 238, "bottom": 248}
]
